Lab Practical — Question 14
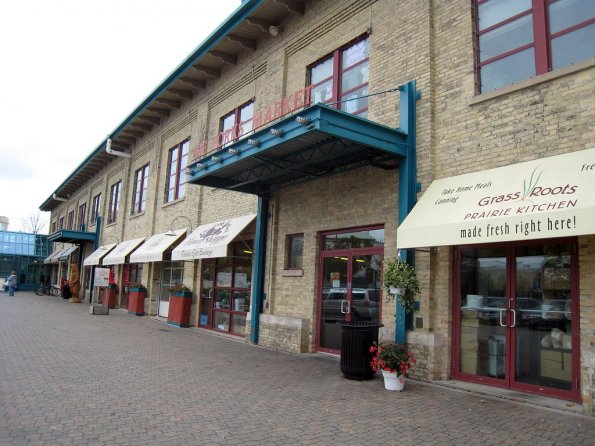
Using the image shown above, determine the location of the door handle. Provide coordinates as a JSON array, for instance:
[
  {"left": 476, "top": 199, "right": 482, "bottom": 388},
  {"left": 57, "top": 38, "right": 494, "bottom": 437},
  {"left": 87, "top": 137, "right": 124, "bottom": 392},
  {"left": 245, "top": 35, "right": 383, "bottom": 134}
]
[
  {"left": 340, "top": 300, "right": 350, "bottom": 314},
  {"left": 510, "top": 309, "right": 516, "bottom": 328},
  {"left": 499, "top": 309, "right": 506, "bottom": 327}
]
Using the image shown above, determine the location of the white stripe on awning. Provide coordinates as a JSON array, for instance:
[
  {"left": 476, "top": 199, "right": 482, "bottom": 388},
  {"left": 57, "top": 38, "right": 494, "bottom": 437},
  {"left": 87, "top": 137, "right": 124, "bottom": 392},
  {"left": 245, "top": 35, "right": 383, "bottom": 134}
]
[
  {"left": 102, "top": 237, "right": 145, "bottom": 265},
  {"left": 58, "top": 246, "right": 78, "bottom": 262},
  {"left": 397, "top": 147, "right": 595, "bottom": 249},
  {"left": 172, "top": 213, "right": 256, "bottom": 261},
  {"left": 83, "top": 243, "right": 117, "bottom": 266},
  {"left": 129, "top": 229, "right": 186, "bottom": 263}
]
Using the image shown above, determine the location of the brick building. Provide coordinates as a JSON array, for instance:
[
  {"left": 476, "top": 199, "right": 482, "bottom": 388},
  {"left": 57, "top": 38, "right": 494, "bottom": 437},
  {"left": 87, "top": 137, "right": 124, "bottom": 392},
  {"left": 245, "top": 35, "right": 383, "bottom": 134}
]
[{"left": 39, "top": 1, "right": 594, "bottom": 414}]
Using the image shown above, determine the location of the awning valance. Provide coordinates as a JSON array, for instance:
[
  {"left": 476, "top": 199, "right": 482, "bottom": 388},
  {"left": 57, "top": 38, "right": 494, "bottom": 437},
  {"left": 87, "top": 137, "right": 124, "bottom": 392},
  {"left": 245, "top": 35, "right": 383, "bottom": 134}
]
[
  {"left": 83, "top": 243, "right": 117, "bottom": 266},
  {"left": 44, "top": 249, "right": 63, "bottom": 264},
  {"left": 397, "top": 147, "right": 595, "bottom": 248},
  {"left": 58, "top": 246, "right": 78, "bottom": 262},
  {"left": 172, "top": 214, "right": 256, "bottom": 261},
  {"left": 102, "top": 237, "right": 145, "bottom": 265},
  {"left": 129, "top": 229, "right": 186, "bottom": 263}
]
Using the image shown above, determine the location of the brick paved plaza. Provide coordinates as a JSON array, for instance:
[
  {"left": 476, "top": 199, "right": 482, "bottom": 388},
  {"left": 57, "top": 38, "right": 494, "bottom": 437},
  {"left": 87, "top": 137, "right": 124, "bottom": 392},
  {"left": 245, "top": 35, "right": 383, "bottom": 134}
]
[{"left": 1, "top": 292, "right": 593, "bottom": 445}]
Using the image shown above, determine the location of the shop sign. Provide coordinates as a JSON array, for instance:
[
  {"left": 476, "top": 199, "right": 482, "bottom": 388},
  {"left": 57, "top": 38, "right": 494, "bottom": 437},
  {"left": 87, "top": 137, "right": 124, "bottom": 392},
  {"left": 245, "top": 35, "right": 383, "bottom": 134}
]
[
  {"left": 190, "top": 86, "right": 313, "bottom": 161},
  {"left": 94, "top": 268, "right": 110, "bottom": 287},
  {"left": 172, "top": 213, "right": 256, "bottom": 261},
  {"left": 397, "top": 147, "right": 595, "bottom": 248}
]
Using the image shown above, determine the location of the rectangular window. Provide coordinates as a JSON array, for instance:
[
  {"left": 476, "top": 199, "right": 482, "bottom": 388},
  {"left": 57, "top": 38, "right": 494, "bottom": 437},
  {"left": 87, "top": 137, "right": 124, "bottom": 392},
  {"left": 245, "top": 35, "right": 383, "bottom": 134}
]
[
  {"left": 475, "top": 0, "right": 595, "bottom": 93},
  {"left": 108, "top": 181, "right": 121, "bottom": 224},
  {"left": 91, "top": 194, "right": 101, "bottom": 224},
  {"left": 165, "top": 141, "right": 189, "bottom": 203},
  {"left": 78, "top": 203, "right": 86, "bottom": 230},
  {"left": 51, "top": 222, "right": 56, "bottom": 233},
  {"left": 219, "top": 100, "right": 254, "bottom": 148},
  {"left": 132, "top": 164, "right": 150, "bottom": 214},
  {"left": 67, "top": 210, "right": 75, "bottom": 230},
  {"left": 286, "top": 234, "right": 304, "bottom": 270},
  {"left": 58, "top": 216, "right": 64, "bottom": 230},
  {"left": 308, "top": 36, "right": 369, "bottom": 118}
]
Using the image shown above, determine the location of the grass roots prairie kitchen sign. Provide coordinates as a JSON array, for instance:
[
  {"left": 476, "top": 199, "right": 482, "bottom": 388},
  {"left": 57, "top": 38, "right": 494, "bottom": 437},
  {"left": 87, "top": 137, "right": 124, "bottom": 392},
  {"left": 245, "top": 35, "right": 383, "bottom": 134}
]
[{"left": 396, "top": 147, "right": 595, "bottom": 249}]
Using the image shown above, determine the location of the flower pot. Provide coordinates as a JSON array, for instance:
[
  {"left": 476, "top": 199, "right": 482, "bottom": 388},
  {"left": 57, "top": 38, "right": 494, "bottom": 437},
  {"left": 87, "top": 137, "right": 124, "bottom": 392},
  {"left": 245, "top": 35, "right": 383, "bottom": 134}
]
[
  {"left": 167, "top": 291, "right": 192, "bottom": 327},
  {"left": 127, "top": 287, "right": 146, "bottom": 316},
  {"left": 381, "top": 370, "right": 405, "bottom": 391}
]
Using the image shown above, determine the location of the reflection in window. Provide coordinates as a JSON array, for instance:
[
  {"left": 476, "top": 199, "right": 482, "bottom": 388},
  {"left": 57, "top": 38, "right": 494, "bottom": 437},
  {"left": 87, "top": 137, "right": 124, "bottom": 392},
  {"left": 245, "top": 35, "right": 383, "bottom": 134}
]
[{"left": 286, "top": 234, "right": 304, "bottom": 269}]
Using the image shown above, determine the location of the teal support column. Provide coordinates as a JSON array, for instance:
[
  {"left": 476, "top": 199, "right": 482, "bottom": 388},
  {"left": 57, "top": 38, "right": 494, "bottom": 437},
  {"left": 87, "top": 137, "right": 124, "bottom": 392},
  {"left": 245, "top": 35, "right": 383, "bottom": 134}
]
[
  {"left": 89, "top": 216, "right": 101, "bottom": 304},
  {"left": 250, "top": 195, "right": 268, "bottom": 344},
  {"left": 395, "top": 80, "right": 420, "bottom": 345}
]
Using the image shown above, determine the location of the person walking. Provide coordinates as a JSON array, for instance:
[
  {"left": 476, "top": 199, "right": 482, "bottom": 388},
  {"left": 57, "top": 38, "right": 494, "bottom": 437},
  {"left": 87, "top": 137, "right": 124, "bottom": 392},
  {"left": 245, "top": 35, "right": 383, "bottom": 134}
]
[{"left": 7, "top": 271, "right": 17, "bottom": 296}]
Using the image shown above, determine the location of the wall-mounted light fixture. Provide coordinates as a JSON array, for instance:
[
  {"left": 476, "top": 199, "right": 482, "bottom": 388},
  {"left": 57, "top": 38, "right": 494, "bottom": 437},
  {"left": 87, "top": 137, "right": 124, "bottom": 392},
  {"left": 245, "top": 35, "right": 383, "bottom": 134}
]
[
  {"left": 247, "top": 139, "right": 260, "bottom": 147},
  {"left": 268, "top": 25, "right": 281, "bottom": 37},
  {"left": 269, "top": 128, "right": 284, "bottom": 137},
  {"left": 295, "top": 116, "right": 310, "bottom": 125},
  {"left": 105, "top": 137, "right": 131, "bottom": 158},
  {"left": 166, "top": 215, "right": 193, "bottom": 236},
  {"left": 52, "top": 193, "right": 68, "bottom": 202},
  {"left": 228, "top": 148, "right": 240, "bottom": 155},
  {"left": 211, "top": 155, "right": 222, "bottom": 162}
]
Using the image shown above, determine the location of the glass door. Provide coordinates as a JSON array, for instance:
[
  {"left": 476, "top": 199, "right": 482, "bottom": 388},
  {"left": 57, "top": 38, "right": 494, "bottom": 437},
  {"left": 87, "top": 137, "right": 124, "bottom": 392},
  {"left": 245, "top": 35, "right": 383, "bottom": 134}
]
[
  {"left": 453, "top": 240, "right": 579, "bottom": 400},
  {"left": 317, "top": 227, "right": 384, "bottom": 354},
  {"left": 159, "top": 261, "right": 183, "bottom": 317}
]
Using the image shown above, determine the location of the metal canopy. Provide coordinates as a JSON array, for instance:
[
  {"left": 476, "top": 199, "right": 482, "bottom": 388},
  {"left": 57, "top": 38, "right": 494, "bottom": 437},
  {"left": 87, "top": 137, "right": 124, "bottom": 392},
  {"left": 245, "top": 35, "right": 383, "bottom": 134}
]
[
  {"left": 186, "top": 104, "right": 408, "bottom": 194},
  {"left": 48, "top": 229, "right": 97, "bottom": 244}
]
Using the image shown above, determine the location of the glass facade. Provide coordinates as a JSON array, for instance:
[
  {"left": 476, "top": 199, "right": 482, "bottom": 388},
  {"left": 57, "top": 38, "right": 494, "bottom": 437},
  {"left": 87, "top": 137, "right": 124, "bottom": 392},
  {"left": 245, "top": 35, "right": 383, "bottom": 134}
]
[{"left": 0, "top": 230, "right": 50, "bottom": 290}]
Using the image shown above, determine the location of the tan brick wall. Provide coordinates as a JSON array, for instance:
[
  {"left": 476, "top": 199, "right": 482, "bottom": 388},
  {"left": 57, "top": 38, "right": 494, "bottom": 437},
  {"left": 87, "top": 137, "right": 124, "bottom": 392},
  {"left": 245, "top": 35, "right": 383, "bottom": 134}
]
[{"left": 45, "top": 0, "right": 594, "bottom": 413}]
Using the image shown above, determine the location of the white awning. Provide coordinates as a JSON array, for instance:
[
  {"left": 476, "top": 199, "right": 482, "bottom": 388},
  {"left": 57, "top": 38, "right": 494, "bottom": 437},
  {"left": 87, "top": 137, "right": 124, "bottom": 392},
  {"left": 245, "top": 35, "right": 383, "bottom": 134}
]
[
  {"left": 83, "top": 243, "right": 117, "bottom": 266},
  {"left": 172, "top": 213, "right": 256, "bottom": 261},
  {"left": 58, "top": 246, "right": 78, "bottom": 262},
  {"left": 129, "top": 229, "right": 186, "bottom": 263},
  {"left": 44, "top": 249, "right": 63, "bottom": 264},
  {"left": 102, "top": 237, "right": 145, "bottom": 265},
  {"left": 397, "top": 147, "right": 595, "bottom": 248}
]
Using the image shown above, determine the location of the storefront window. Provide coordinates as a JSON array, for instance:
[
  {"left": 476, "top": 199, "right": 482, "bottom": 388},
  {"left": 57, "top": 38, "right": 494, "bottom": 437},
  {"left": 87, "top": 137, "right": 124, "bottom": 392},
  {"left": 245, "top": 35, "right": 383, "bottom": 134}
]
[
  {"left": 323, "top": 228, "right": 384, "bottom": 250},
  {"left": 200, "top": 240, "right": 253, "bottom": 336}
]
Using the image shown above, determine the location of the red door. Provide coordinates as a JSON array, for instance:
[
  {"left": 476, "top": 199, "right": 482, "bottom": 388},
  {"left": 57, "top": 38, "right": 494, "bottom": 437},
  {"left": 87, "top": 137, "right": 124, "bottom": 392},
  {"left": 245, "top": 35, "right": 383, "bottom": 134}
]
[{"left": 452, "top": 238, "right": 580, "bottom": 401}]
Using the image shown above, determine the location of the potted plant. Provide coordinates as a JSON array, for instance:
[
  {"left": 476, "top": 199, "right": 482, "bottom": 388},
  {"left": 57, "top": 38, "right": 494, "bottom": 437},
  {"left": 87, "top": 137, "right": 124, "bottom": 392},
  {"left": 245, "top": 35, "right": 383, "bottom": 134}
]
[
  {"left": 370, "top": 342, "right": 416, "bottom": 391},
  {"left": 383, "top": 257, "right": 420, "bottom": 313},
  {"left": 127, "top": 282, "right": 146, "bottom": 316},
  {"left": 167, "top": 283, "right": 192, "bottom": 327}
]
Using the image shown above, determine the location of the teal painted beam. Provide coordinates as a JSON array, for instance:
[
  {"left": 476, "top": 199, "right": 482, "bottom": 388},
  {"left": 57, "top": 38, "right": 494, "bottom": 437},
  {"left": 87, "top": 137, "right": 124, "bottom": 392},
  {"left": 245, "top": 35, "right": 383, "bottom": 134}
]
[
  {"left": 396, "top": 80, "right": 419, "bottom": 345},
  {"left": 250, "top": 195, "right": 268, "bottom": 344}
]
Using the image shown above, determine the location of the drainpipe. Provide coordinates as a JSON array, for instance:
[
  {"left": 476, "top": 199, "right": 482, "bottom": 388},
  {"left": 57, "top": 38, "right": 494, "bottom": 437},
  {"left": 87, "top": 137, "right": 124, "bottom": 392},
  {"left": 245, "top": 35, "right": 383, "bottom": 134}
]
[
  {"left": 250, "top": 195, "right": 269, "bottom": 344},
  {"left": 396, "top": 80, "right": 420, "bottom": 345}
]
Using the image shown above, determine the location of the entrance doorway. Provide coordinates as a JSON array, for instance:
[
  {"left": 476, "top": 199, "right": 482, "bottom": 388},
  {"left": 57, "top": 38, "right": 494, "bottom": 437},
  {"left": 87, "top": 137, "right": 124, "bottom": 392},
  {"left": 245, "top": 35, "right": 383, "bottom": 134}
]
[
  {"left": 317, "top": 227, "right": 384, "bottom": 354},
  {"left": 159, "top": 261, "right": 184, "bottom": 317},
  {"left": 452, "top": 239, "right": 579, "bottom": 401}
]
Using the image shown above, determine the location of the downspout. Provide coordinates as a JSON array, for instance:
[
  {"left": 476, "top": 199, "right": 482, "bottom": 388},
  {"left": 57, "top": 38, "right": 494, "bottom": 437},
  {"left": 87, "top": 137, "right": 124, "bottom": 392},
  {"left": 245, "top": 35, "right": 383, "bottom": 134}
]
[
  {"left": 250, "top": 195, "right": 269, "bottom": 344},
  {"left": 396, "top": 80, "right": 420, "bottom": 344}
]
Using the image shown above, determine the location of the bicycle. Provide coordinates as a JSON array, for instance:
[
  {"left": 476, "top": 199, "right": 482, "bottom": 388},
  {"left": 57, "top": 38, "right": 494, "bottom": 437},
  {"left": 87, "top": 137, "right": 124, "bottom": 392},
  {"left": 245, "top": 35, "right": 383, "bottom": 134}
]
[{"left": 35, "top": 282, "right": 60, "bottom": 296}]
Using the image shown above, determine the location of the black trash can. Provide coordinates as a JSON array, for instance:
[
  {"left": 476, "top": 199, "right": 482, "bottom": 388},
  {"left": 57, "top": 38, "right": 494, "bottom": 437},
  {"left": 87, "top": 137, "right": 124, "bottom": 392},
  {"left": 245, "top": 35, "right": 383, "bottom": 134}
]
[{"left": 338, "top": 321, "right": 383, "bottom": 380}]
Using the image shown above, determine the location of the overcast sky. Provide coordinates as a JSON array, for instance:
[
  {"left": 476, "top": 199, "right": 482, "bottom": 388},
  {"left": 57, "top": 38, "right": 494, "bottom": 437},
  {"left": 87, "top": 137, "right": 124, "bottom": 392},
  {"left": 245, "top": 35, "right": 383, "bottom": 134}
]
[{"left": 0, "top": 0, "right": 240, "bottom": 233}]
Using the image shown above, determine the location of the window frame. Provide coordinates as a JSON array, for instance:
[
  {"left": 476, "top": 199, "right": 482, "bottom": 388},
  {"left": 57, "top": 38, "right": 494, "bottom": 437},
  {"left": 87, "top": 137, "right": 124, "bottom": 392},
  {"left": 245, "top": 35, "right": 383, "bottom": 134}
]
[
  {"left": 108, "top": 181, "right": 121, "bottom": 224},
  {"left": 307, "top": 34, "right": 370, "bottom": 117},
  {"left": 91, "top": 193, "right": 101, "bottom": 225},
  {"left": 67, "top": 210, "right": 75, "bottom": 230},
  {"left": 132, "top": 163, "right": 150, "bottom": 215},
  {"left": 286, "top": 233, "right": 304, "bottom": 270},
  {"left": 78, "top": 202, "right": 86, "bottom": 231},
  {"left": 58, "top": 216, "right": 64, "bottom": 230},
  {"left": 474, "top": 0, "right": 595, "bottom": 94},
  {"left": 218, "top": 100, "right": 255, "bottom": 148},
  {"left": 164, "top": 140, "right": 189, "bottom": 203}
]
